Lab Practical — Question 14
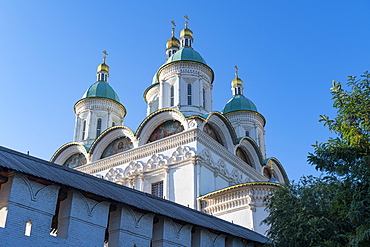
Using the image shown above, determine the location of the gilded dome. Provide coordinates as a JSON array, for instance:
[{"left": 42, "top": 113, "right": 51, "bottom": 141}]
[
  {"left": 180, "top": 28, "right": 193, "bottom": 37},
  {"left": 97, "top": 62, "right": 109, "bottom": 72},
  {"left": 232, "top": 77, "right": 243, "bottom": 86},
  {"left": 166, "top": 36, "right": 180, "bottom": 49}
]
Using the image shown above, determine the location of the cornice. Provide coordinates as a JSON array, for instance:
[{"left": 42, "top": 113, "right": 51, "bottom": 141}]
[
  {"left": 158, "top": 61, "right": 214, "bottom": 84},
  {"left": 224, "top": 110, "right": 266, "bottom": 127},
  {"left": 74, "top": 97, "right": 127, "bottom": 118}
]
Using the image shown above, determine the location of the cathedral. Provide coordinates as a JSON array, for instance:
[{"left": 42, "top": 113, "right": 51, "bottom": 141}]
[{"left": 51, "top": 18, "right": 288, "bottom": 236}]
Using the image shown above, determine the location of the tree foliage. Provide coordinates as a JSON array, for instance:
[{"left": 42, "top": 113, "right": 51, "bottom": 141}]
[{"left": 264, "top": 71, "right": 370, "bottom": 246}]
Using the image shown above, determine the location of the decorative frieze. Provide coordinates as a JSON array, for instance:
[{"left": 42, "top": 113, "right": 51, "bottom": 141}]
[{"left": 103, "top": 146, "right": 196, "bottom": 182}]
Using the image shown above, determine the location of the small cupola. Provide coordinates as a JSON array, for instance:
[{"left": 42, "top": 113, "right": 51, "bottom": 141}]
[
  {"left": 97, "top": 50, "right": 109, "bottom": 83},
  {"left": 180, "top": 15, "right": 194, "bottom": 49},
  {"left": 232, "top": 65, "right": 244, "bottom": 96},
  {"left": 166, "top": 21, "right": 180, "bottom": 59}
]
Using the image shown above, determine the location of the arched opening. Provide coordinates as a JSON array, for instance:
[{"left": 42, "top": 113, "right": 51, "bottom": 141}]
[
  {"left": 187, "top": 84, "right": 192, "bottom": 105},
  {"left": 96, "top": 118, "right": 102, "bottom": 137},
  {"left": 170, "top": 85, "right": 174, "bottom": 106}
]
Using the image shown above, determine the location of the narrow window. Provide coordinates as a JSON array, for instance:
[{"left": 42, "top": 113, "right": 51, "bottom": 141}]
[
  {"left": 203, "top": 88, "right": 206, "bottom": 108},
  {"left": 245, "top": 131, "right": 249, "bottom": 137},
  {"left": 96, "top": 118, "right": 102, "bottom": 137},
  {"left": 112, "top": 122, "right": 115, "bottom": 127},
  {"left": 82, "top": 120, "right": 86, "bottom": 140},
  {"left": 189, "top": 40, "right": 192, "bottom": 46},
  {"left": 187, "top": 84, "right": 192, "bottom": 105},
  {"left": 238, "top": 88, "right": 241, "bottom": 95},
  {"left": 185, "top": 39, "right": 189, "bottom": 46},
  {"left": 25, "top": 221, "right": 32, "bottom": 236},
  {"left": 170, "top": 85, "right": 174, "bottom": 106},
  {"left": 151, "top": 181, "right": 163, "bottom": 198}
]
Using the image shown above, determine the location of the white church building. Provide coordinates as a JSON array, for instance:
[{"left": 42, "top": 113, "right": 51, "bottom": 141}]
[{"left": 51, "top": 19, "right": 289, "bottom": 236}]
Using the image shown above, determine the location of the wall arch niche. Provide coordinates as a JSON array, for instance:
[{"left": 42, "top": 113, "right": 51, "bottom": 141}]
[
  {"left": 63, "top": 153, "right": 87, "bottom": 168},
  {"left": 236, "top": 147, "right": 253, "bottom": 167},
  {"left": 147, "top": 120, "right": 184, "bottom": 143},
  {"left": 101, "top": 136, "right": 134, "bottom": 159},
  {"left": 203, "top": 123, "right": 223, "bottom": 146}
]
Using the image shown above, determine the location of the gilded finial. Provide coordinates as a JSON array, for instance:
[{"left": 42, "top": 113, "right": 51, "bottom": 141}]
[
  {"left": 102, "top": 50, "right": 108, "bottom": 63},
  {"left": 234, "top": 65, "right": 239, "bottom": 78},
  {"left": 184, "top": 15, "right": 189, "bottom": 28},
  {"left": 171, "top": 20, "right": 176, "bottom": 36}
]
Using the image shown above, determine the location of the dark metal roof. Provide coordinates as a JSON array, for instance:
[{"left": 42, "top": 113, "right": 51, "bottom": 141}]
[{"left": 0, "top": 146, "right": 269, "bottom": 244}]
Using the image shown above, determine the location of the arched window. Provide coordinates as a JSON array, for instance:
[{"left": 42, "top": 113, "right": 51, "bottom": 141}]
[
  {"left": 96, "top": 118, "right": 102, "bottom": 137},
  {"left": 170, "top": 85, "right": 174, "bottom": 106},
  {"left": 185, "top": 39, "right": 189, "bottom": 46},
  {"left": 203, "top": 88, "right": 206, "bottom": 108},
  {"left": 187, "top": 84, "right": 192, "bottom": 105},
  {"left": 112, "top": 122, "right": 115, "bottom": 127},
  {"left": 82, "top": 120, "right": 86, "bottom": 140}
]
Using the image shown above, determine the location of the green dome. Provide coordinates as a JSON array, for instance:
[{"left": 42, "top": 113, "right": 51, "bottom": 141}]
[
  {"left": 222, "top": 95, "right": 258, "bottom": 114},
  {"left": 165, "top": 47, "right": 207, "bottom": 65},
  {"left": 82, "top": 81, "right": 120, "bottom": 102}
]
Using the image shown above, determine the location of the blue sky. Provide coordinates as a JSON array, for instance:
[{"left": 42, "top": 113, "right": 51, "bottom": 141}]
[{"left": 1, "top": 1, "right": 369, "bottom": 182}]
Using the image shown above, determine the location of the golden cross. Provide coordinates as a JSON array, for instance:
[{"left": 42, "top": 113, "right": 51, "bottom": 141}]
[
  {"left": 102, "top": 50, "right": 108, "bottom": 63},
  {"left": 234, "top": 65, "right": 239, "bottom": 77},
  {"left": 184, "top": 15, "right": 189, "bottom": 28}
]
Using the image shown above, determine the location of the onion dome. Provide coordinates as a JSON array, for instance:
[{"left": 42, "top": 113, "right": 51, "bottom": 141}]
[
  {"left": 97, "top": 50, "right": 110, "bottom": 72},
  {"left": 82, "top": 81, "right": 120, "bottom": 102},
  {"left": 165, "top": 47, "right": 207, "bottom": 65},
  {"left": 232, "top": 77, "right": 243, "bottom": 86},
  {"left": 180, "top": 27, "right": 193, "bottom": 38},
  {"left": 222, "top": 95, "right": 258, "bottom": 114},
  {"left": 97, "top": 62, "right": 109, "bottom": 72},
  {"left": 166, "top": 36, "right": 180, "bottom": 49}
]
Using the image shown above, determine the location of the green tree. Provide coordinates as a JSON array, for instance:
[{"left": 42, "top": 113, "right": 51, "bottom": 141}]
[
  {"left": 263, "top": 176, "right": 351, "bottom": 247},
  {"left": 264, "top": 71, "right": 370, "bottom": 246}
]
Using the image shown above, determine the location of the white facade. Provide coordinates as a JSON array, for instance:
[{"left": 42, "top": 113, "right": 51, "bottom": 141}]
[{"left": 52, "top": 21, "right": 288, "bottom": 236}]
